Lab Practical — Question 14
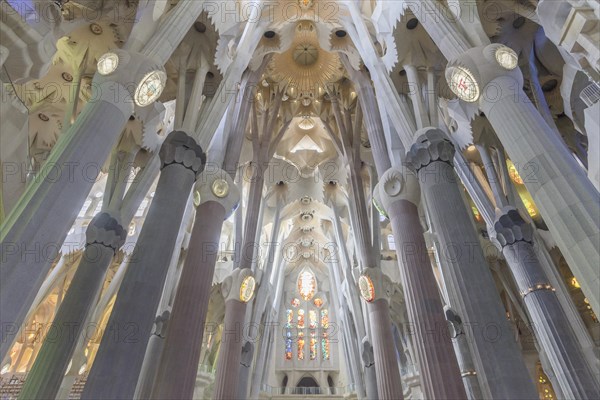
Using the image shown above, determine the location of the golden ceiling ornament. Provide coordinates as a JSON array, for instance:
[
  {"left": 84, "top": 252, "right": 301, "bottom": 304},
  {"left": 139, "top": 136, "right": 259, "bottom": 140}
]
[
  {"left": 268, "top": 21, "right": 343, "bottom": 98},
  {"left": 298, "top": 0, "right": 314, "bottom": 10}
]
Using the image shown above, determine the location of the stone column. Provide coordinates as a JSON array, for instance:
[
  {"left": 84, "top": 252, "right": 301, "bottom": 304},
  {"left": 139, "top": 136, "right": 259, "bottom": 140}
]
[
  {"left": 0, "top": 49, "right": 165, "bottom": 360},
  {"left": 236, "top": 341, "right": 254, "bottom": 399},
  {"left": 17, "top": 213, "right": 126, "bottom": 399},
  {"left": 362, "top": 340, "right": 378, "bottom": 400},
  {"left": 358, "top": 267, "right": 404, "bottom": 400},
  {"left": 445, "top": 307, "right": 484, "bottom": 400},
  {"left": 406, "top": 127, "right": 538, "bottom": 399},
  {"left": 374, "top": 168, "right": 467, "bottom": 399},
  {"left": 82, "top": 131, "right": 205, "bottom": 399},
  {"left": 152, "top": 169, "right": 239, "bottom": 399},
  {"left": 212, "top": 268, "right": 256, "bottom": 399},
  {"left": 493, "top": 207, "right": 600, "bottom": 398},
  {"left": 134, "top": 310, "right": 170, "bottom": 400},
  {"left": 446, "top": 43, "right": 600, "bottom": 314}
]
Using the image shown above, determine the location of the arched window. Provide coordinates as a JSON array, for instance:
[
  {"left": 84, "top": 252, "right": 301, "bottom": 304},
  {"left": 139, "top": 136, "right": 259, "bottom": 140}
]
[
  {"left": 298, "top": 269, "right": 317, "bottom": 300},
  {"left": 284, "top": 267, "right": 331, "bottom": 362}
]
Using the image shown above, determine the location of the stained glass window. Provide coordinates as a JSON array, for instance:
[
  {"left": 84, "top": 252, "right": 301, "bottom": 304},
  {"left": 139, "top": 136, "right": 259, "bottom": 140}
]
[
  {"left": 286, "top": 309, "right": 293, "bottom": 328},
  {"left": 321, "top": 309, "right": 329, "bottom": 329},
  {"left": 313, "top": 298, "right": 323, "bottom": 308},
  {"left": 309, "top": 331, "right": 317, "bottom": 360},
  {"left": 291, "top": 298, "right": 300, "bottom": 307},
  {"left": 321, "top": 309, "right": 330, "bottom": 360},
  {"left": 298, "top": 331, "right": 305, "bottom": 360},
  {"left": 321, "top": 332, "right": 330, "bottom": 360},
  {"left": 297, "top": 309, "right": 305, "bottom": 329},
  {"left": 309, "top": 310, "right": 317, "bottom": 329},
  {"left": 285, "top": 330, "right": 293, "bottom": 360},
  {"left": 298, "top": 269, "right": 317, "bottom": 300}
]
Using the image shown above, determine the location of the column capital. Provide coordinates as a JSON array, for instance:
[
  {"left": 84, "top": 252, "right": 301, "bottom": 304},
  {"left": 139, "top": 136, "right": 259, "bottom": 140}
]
[
  {"left": 159, "top": 131, "right": 206, "bottom": 176},
  {"left": 492, "top": 207, "right": 534, "bottom": 248},
  {"left": 358, "top": 267, "right": 393, "bottom": 303},
  {"left": 406, "top": 128, "right": 455, "bottom": 172},
  {"left": 222, "top": 268, "right": 256, "bottom": 303},
  {"left": 195, "top": 168, "right": 240, "bottom": 219},
  {"left": 85, "top": 212, "right": 127, "bottom": 254},
  {"left": 444, "top": 43, "right": 524, "bottom": 108},
  {"left": 92, "top": 49, "right": 166, "bottom": 109},
  {"left": 373, "top": 168, "right": 420, "bottom": 214}
]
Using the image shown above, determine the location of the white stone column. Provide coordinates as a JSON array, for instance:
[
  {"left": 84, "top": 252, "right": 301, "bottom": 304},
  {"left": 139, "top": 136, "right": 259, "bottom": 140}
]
[
  {"left": 406, "top": 127, "right": 538, "bottom": 399},
  {"left": 493, "top": 207, "right": 600, "bottom": 398},
  {"left": 0, "top": 49, "right": 164, "bottom": 360},
  {"left": 358, "top": 267, "right": 404, "bottom": 400},
  {"left": 445, "top": 307, "right": 484, "bottom": 400},
  {"left": 212, "top": 268, "right": 256, "bottom": 399},
  {"left": 152, "top": 169, "right": 239, "bottom": 399},
  {"left": 446, "top": 43, "right": 600, "bottom": 314},
  {"left": 374, "top": 168, "right": 466, "bottom": 399},
  {"left": 0, "top": 0, "right": 206, "bottom": 357},
  {"left": 16, "top": 213, "right": 126, "bottom": 399},
  {"left": 82, "top": 131, "right": 205, "bottom": 399}
]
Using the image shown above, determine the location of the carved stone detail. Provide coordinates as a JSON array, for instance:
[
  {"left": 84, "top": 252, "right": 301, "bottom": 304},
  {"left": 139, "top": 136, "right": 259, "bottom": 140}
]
[
  {"left": 240, "top": 341, "right": 254, "bottom": 367},
  {"left": 373, "top": 168, "right": 420, "bottom": 211},
  {"left": 406, "top": 128, "right": 456, "bottom": 172},
  {"left": 159, "top": 131, "right": 206, "bottom": 176},
  {"left": 493, "top": 207, "right": 534, "bottom": 248},
  {"left": 85, "top": 212, "right": 127, "bottom": 253},
  {"left": 361, "top": 340, "right": 375, "bottom": 368},
  {"left": 151, "top": 310, "right": 171, "bottom": 338},
  {"left": 444, "top": 307, "right": 464, "bottom": 338},
  {"left": 221, "top": 268, "right": 256, "bottom": 303},
  {"left": 195, "top": 168, "right": 240, "bottom": 218}
]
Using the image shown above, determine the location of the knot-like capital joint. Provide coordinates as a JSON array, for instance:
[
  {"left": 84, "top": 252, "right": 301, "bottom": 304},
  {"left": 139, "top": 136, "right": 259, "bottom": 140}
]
[
  {"left": 361, "top": 340, "right": 375, "bottom": 367},
  {"left": 151, "top": 310, "right": 170, "bottom": 338},
  {"left": 240, "top": 341, "right": 254, "bottom": 367},
  {"left": 445, "top": 44, "right": 524, "bottom": 107},
  {"left": 92, "top": 49, "right": 166, "bottom": 109},
  {"left": 85, "top": 212, "right": 127, "bottom": 254},
  {"left": 222, "top": 268, "right": 256, "bottom": 303},
  {"left": 195, "top": 168, "right": 240, "bottom": 219},
  {"left": 493, "top": 207, "right": 533, "bottom": 248},
  {"left": 373, "top": 168, "right": 420, "bottom": 215},
  {"left": 159, "top": 131, "right": 206, "bottom": 176},
  {"left": 406, "top": 128, "right": 455, "bottom": 172},
  {"left": 444, "top": 306, "right": 464, "bottom": 338},
  {"left": 359, "top": 267, "right": 393, "bottom": 303}
]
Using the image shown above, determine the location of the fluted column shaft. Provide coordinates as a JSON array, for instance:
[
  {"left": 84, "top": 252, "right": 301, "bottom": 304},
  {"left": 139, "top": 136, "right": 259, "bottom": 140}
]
[
  {"left": 447, "top": 45, "right": 600, "bottom": 314},
  {"left": 407, "top": 129, "right": 537, "bottom": 399},
  {"left": 0, "top": 0, "right": 201, "bottom": 354},
  {"left": 152, "top": 201, "right": 227, "bottom": 398},
  {"left": 406, "top": 0, "right": 473, "bottom": 61},
  {"left": 141, "top": 0, "right": 207, "bottom": 66},
  {"left": 494, "top": 209, "right": 600, "bottom": 398},
  {"left": 213, "top": 299, "right": 247, "bottom": 399},
  {"left": 361, "top": 341, "right": 377, "bottom": 400},
  {"left": 452, "top": 331, "right": 482, "bottom": 399},
  {"left": 367, "top": 298, "right": 404, "bottom": 399},
  {"left": 17, "top": 213, "right": 126, "bottom": 399},
  {"left": 82, "top": 131, "right": 205, "bottom": 399},
  {"left": 482, "top": 76, "right": 600, "bottom": 314},
  {"left": 387, "top": 199, "right": 466, "bottom": 399},
  {"left": 0, "top": 83, "right": 132, "bottom": 359},
  {"left": 445, "top": 307, "right": 483, "bottom": 400}
]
